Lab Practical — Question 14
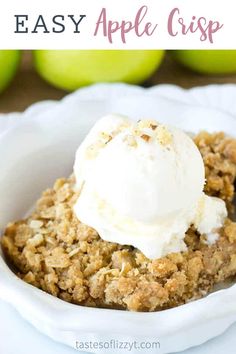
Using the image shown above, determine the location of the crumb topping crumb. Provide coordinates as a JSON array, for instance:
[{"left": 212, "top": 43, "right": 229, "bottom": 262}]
[
  {"left": 156, "top": 125, "right": 173, "bottom": 146},
  {"left": 140, "top": 134, "right": 151, "bottom": 142}
]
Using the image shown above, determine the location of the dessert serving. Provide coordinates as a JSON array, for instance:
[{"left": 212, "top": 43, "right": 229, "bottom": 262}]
[{"left": 1, "top": 114, "right": 236, "bottom": 312}]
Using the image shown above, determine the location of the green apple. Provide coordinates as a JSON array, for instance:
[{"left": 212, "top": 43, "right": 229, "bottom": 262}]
[
  {"left": 0, "top": 50, "right": 21, "bottom": 93},
  {"left": 171, "top": 50, "right": 236, "bottom": 75},
  {"left": 34, "top": 50, "right": 165, "bottom": 91}
]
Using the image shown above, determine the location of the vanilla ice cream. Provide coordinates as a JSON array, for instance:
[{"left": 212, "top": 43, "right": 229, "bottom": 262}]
[{"left": 73, "top": 114, "right": 227, "bottom": 259}]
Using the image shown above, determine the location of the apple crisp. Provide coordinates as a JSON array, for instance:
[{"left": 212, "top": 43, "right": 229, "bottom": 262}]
[{"left": 1, "top": 131, "right": 236, "bottom": 312}]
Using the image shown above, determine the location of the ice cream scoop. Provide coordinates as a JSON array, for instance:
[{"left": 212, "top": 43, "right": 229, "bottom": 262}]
[{"left": 74, "top": 114, "right": 227, "bottom": 259}]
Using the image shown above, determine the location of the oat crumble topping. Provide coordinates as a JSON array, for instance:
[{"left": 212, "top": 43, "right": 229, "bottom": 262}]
[{"left": 1, "top": 131, "right": 236, "bottom": 312}]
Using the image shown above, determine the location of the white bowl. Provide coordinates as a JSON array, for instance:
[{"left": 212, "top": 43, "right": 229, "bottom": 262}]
[{"left": 1, "top": 83, "right": 236, "bottom": 354}]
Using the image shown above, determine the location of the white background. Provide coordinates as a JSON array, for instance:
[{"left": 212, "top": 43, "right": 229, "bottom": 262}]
[{"left": 0, "top": 0, "right": 235, "bottom": 49}]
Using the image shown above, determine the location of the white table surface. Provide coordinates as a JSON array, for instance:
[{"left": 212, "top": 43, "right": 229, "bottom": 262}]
[{"left": 0, "top": 298, "right": 235, "bottom": 354}]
